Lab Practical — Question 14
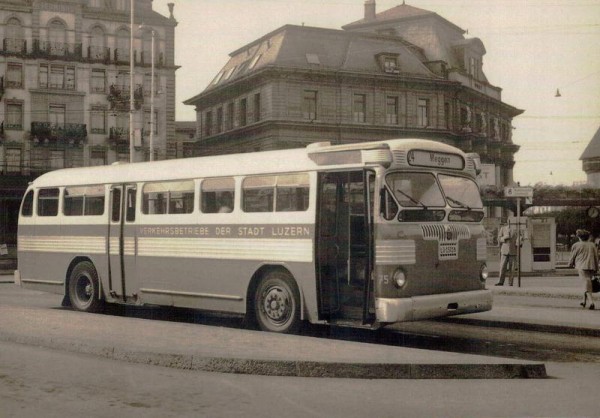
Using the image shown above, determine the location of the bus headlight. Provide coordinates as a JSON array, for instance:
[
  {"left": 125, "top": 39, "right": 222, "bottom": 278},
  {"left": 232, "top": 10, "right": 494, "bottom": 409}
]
[
  {"left": 480, "top": 264, "right": 489, "bottom": 282},
  {"left": 393, "top": 269, "right": 407, "bottom": 288}
]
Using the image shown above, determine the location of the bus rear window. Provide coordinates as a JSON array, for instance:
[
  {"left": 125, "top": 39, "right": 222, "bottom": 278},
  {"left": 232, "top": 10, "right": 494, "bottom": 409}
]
[
  {"left": 64, "top": 185, "right": 105, "bottom": 216},
  {"left": 37, "top": 188, "right": 59, "bottom": 217},
  {"left": 21, "top": 190, "right": 34, "bottom": 217}
]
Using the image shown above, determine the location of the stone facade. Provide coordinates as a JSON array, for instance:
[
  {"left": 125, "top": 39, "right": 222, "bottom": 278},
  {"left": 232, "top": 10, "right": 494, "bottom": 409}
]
[
  {"left": 185, "top": 2, "right": 522, "bottom": 197},
  {"left": 0, "top": 0, "right": 177, "bottom": 246}
]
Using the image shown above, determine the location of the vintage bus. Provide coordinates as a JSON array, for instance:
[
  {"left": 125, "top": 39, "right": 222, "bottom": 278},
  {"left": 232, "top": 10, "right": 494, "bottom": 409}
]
[{"left": 16, "top": 138, "right": 492, "bottom": 333}]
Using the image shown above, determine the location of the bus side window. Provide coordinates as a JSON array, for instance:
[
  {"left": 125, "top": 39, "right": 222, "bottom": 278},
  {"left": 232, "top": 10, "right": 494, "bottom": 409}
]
[
  {"left": 21, "top": 190, "right": 34, "bottom": 217},
  {"left": 37, "top": 188, "right": 59, "bottom": 217},
  {"left": 275, "top": 173, "right": 309, "bottom": 212},
  {"left": 201, "top": 177, "right": 235, "bottom": 214},
  {"left": 111, "top": 188, "right": 121, "bottom": 222},
  {"left": 381, "top": 188, "right": 398, "bottom": 221},
  {"left": 126, "top": 189, "right": 136, "bottom": 222},
  {"left": 243, "top": 175, "right": 275, "bottom": 212}
]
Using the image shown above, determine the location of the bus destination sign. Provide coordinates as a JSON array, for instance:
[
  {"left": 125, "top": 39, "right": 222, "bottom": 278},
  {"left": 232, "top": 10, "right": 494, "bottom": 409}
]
[{"left": 407, "top": 150, "right": 464, "bottom": 170}]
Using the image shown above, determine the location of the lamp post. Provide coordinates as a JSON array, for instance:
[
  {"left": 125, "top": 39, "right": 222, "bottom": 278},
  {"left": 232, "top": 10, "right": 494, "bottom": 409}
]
[
  {"left": 138, "top": 25, "right": 155, "bottom": 162},
  {"left": 149, "top": 28, "right": 155, "bottom": 161},
  {"left": 129, "top": 0, "right": 135, "bottom": 163}
]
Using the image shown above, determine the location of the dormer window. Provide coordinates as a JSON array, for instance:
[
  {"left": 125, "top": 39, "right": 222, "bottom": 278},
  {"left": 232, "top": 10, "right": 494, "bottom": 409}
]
[{"left": 376, "top": 53, "right": 400, "bottom": 74}]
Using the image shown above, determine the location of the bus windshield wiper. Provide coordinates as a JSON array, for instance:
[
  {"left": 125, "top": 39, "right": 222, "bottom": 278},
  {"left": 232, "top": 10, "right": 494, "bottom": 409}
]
[
  {"left": 446, "top": 196, "right": 471, "bottom": 210},
  {"left": 396, "top": 189, "right": 428, "bottom": 210}
]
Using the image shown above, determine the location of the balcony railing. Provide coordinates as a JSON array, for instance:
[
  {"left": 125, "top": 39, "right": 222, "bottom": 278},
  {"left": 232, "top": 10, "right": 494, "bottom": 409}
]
[
  {"left": 31, "top": 122, "right": 87, "bottom": 143},
  {"left": 109, "top": 127, "right": 129, "bottom": 142},
  {"left": 108, "top": 84, "right": 144, "bottom": 111},
  {"left": 109, "top": 127, "right": 145, "bottom": 149},
  {"left": 87, "top": 45, "right": 110, "bottom": 62},
  {"left": 33, "top": 39, "right": 82, "bottom": 59},
  {"left": 2, "top": 38, "right": 27, "bottom": 55}
]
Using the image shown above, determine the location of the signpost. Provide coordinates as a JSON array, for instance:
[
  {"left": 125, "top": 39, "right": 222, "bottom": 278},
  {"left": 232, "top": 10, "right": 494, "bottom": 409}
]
[{"left": 504, "top": 187, "right": 533, "bottom": 287}]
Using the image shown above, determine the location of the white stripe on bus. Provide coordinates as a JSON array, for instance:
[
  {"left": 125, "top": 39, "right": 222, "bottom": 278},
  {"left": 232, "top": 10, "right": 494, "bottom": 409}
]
[{"left": 19, "top": 235, "right": 313, "bottom": 263}]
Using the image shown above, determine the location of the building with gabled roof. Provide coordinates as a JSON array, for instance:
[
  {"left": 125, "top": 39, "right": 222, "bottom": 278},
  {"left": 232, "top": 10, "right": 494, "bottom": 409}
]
[
  {"left": 581, "top": 126, "right": 600, "bottom": 187},
  {"left": 185, "top": 1, "right": 523, "bottom": 200}
]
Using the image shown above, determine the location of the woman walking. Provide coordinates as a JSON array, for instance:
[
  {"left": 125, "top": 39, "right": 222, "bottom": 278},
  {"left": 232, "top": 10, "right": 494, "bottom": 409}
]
[{"left": 568, "top": 229, "right": 599, "bottom": 310}]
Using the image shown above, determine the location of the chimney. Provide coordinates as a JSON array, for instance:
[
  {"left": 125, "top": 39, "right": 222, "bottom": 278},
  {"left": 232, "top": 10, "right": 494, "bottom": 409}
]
[{"left": 364, "top": 0, "right": 376, "bottom": 21}]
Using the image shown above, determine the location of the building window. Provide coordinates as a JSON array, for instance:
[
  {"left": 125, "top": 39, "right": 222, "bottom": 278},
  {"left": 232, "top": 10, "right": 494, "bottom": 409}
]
[
  {"left": 50, "top": 150, "right": 65, "bottom": 170},
  {"left": 90, "top": 149, "right": 106, "bottom": 166},
  {"left": 6, "top": 103, "right": 23, "bottom": 130},
  {"left": 5, "top": 17, "right": 25, "bottom": 53},
  {"left": 386, "top": 96, "right": 398, "bottom": 125},
  {"left": 40, "top": 65, "right": 76, "bottom": 90},
  {"left": 226, "top": 102, "right": 234, "bottom": 130},
  {"left": 116, "top": 28, "right": 130, "bottom": 62},
  {"left": 5, "top": 148, "right": 21, "bottom": 174},
  {"left": 144, "top": 110, "right": 158, "bottom": 134},
  {"left": 205, "top": 111, "right": 212, "bottom": 136},
  {"left": 49, "top": 105, "right": 66, "bottom": 126},
  {"left": 48, "top": 20, "right": 66, "bottom": 56},
  {"left": 91, "top": 107, "right": 106, "bottom": 134},
  {"left": 89, "top": 26, "right": 106, "bottom": 60},
  {"left": 303, "top": 90, "right": 317, "bottom": 120},
  {"left": 240, "top": 98, "right": 247, "bottom": 127},
  {"left": 353, "top": 94, "right": 366, "bottom": 123},
  {"left": 444, "top": 102, "right": 451, "bottom": 129},
  {"left": 89, "top": 0, "right": 104, "bottom": 8},
  {"left": 6, "top": 63, "right": 23, "bottom": 88},
  {"left": 91, "top": 69, "right": 106, "bottom": 93},
  {"left": 253, "top": 93, "right": 261, "bottom": 122},
  {"left": 417, "top": 99, "right": 429, "bottom": 127},
  {"left": 216, "top": 107, "right": 223, "bottom": 133},
  {"left": 115, "top": 0, "right": 131, "bottom": 11},
  {"left": 384, "top": 57, "right": 398, "bottom": 73}
]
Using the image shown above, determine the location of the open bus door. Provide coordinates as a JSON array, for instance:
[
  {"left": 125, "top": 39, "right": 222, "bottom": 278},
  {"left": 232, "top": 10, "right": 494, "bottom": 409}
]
[
  {"left": 108, "top": 184, "right": 138, "bottom": 302},
  {"left": 316, "top": 170, "right": 375, "bottom": 325}
]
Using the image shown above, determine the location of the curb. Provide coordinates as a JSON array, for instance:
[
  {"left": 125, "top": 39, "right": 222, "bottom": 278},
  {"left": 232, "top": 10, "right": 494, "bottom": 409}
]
[
  {"left": 443, "top": 317, "right": 600, "bottom": 338},
  {"left": 0, "top": 331, "right": 547, "bottom": 380}
]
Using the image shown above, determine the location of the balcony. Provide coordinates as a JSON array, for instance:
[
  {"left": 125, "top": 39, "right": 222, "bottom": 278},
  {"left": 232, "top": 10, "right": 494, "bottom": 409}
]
[
  {"left": 87, "top": 45, "right": 110, "bottom": 63},
  {"left": 108, "top": 84, "right": 144, "bottom": 111},
  {"left": 33, "top": 39, "right": 82, "bottom": 59},
  {"left": 2, "top": 38, "right": 27, "bottom": 55},
  {"left": 31, "top": 122, "right": 87, "bottom": 144}
]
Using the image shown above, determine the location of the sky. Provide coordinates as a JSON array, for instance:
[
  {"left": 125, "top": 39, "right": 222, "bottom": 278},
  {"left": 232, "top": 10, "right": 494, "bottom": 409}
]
[{"left": 152, "top": 0, "right": 600, "bottom": 187}]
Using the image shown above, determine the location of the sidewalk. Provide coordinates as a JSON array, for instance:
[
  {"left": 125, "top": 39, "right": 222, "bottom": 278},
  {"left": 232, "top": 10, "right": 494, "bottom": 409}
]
[{"left": 0, "top": 272, "right": 594, "bottom": 379}]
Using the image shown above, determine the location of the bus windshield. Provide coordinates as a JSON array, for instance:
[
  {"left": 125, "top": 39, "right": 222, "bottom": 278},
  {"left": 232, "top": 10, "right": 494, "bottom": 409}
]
[
  {"left": 386, "top": 172, "right": 445, "bottom": 208},
  {"left": 438, "top": 174, "right": 483, "bottom": 209}
]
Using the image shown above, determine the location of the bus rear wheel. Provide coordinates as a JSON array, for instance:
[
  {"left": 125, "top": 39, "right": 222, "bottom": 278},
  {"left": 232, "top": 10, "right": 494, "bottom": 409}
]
[
  {"left": 254, "top": 271, "right": 301, "bottom": 334},
  {"left": 68, "top": 261, "right": 103, "bottom": 313}
]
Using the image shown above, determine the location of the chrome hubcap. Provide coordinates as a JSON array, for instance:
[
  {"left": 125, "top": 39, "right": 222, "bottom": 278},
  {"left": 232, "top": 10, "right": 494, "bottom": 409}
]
[{"left": 263, "top": 286, "right": 291, "bottom": 323}]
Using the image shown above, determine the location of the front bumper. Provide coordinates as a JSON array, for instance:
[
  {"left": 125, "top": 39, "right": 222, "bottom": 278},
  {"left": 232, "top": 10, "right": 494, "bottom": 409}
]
[{"left": 376, "top": 289, "right": 492, "bottom": 323}]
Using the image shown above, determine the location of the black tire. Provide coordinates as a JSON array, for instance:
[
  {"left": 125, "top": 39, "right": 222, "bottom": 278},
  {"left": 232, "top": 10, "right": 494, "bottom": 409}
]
[
  {"left": 68, "top": 261, "right": 104, "bottom": 313},
  {"left": 254, "top": 270, "right": 301, "bottom": 334}
]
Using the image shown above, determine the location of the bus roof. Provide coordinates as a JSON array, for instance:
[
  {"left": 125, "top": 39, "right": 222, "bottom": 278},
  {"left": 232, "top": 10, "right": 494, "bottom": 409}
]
[{"left": 30, "top": 138, "right": 471, "bottom": 188}]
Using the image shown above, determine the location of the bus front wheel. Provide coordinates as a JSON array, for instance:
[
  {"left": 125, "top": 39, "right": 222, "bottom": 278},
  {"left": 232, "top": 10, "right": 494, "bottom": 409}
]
[
  {"left": 68, "top": 261, "right": 103, "bottom": 313},
  {"left": 254, "top": 271, "right": 301, "bottom": 334}
]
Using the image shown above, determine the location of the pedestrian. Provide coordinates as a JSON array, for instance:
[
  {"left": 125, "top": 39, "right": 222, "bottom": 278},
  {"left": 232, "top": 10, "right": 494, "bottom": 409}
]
[
  {"left": 568, "top": 229, "right": 599, "bottom": 310},
  {"left": 495, "top": 220, "right": 517, "bottom": 286}
]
